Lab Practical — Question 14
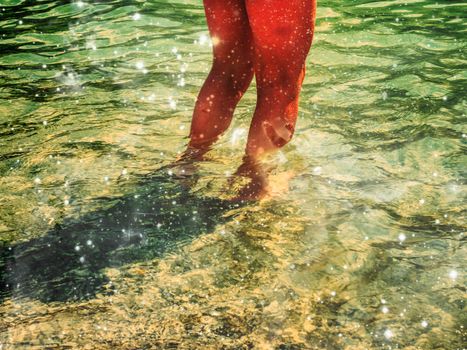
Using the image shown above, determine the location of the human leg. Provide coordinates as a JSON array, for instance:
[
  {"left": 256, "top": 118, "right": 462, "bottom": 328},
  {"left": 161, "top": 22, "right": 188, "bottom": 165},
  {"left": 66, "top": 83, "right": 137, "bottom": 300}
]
[
  {"left": 188, "top": 0, "right": 254, "bottom": 150},
  {"left": 245, "top": 0, "right": 316, "bottom": 158}
]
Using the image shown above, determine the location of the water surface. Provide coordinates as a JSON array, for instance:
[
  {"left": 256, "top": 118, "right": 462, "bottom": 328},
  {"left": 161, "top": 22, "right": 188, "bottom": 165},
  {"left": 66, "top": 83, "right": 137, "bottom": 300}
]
[{"left": 0, "top": 0, "right": 465, "bottom": 349}]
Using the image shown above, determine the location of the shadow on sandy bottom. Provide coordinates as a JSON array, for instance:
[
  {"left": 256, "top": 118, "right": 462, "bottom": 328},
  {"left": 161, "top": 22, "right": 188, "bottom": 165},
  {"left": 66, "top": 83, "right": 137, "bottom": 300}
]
[{"left": 0, "top": 169, "right": 242, "bottom": 303}]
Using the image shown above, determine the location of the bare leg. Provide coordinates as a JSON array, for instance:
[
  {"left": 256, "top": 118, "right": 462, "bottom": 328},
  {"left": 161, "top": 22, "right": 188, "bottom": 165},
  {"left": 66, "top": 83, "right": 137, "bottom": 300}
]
[
  {"left": 188, "top": 0, "right": 254, "bottom": 151},
  {"left": 229, "top": 0, "right": 315, "bottom": 200},
  {"left": 245, "top": 0, "right": 316, "bottom": 158}
]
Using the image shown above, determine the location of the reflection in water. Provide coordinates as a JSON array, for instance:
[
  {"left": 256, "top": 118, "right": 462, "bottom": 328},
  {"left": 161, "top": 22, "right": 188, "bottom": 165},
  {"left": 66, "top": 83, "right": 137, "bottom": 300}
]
[{"left": 0, "top": 0, "right": 466, "bottom": 348}]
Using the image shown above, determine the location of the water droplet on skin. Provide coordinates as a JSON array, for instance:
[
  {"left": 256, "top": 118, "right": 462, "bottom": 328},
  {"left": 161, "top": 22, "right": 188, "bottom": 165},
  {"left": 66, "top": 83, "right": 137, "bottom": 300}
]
[
  {"left": 421, "top": 320, "right": 428, "bottom": 328},
  {"left": 132, "top": 13, "right": 141, "bottom": 21},
  {"left": 211, "top": 36, "right": 220, "bottom": 46},
  {"left": 398, "top": 233, "right": 406, "bottom": 242},
  {"left": 384, "top": 329, "right": 393, "bottom": 340}
]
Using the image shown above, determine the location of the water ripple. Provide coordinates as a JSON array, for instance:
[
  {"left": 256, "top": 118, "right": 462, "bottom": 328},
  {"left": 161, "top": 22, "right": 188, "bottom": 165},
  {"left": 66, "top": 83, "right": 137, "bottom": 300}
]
[{"left": 0, "top": 0, "right": 465, "bottom": 349}]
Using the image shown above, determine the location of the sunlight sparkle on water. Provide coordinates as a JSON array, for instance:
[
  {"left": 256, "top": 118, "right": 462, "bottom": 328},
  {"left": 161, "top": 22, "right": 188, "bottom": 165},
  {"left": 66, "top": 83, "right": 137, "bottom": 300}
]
[
  {"left": 231, "top": 128, "right": 246, "bottom": 146},
  {"left": 312, "top": 166, "right": 322, "bottom": 175},
  {"left": 1, "top": 1, "right": 464, "bottom": 348},
  {"left": 198, "top": 34, "right": 208, "bottom": 45}
]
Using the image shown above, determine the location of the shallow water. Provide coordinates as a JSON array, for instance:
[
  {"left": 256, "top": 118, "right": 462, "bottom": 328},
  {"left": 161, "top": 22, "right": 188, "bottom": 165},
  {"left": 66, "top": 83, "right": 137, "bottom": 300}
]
[{"left": 0, "top": 0, "right": 465, "bottom": 348}]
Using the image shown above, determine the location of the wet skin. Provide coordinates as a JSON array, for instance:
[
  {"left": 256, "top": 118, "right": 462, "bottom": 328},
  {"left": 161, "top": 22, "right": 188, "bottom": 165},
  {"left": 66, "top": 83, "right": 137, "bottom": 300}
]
[{"left": 186, "top": 0, "right": 317, "bottom": 198}]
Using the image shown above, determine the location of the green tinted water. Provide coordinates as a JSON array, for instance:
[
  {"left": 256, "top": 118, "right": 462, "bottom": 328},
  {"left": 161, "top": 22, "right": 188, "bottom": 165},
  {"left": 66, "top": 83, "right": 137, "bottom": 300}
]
[{"left": 0, "top": 0, "right": 465, "bottom": 349}]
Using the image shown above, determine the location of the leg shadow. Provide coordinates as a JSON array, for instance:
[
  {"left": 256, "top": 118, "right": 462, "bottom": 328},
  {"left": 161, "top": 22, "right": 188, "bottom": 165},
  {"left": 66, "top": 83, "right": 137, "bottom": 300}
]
[{"left": 0, "top": 163, "right": 244, "bottom": 303}]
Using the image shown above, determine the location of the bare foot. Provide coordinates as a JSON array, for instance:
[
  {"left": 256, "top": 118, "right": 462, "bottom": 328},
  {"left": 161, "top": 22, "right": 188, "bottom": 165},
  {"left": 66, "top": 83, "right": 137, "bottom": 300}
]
[
  {"left": 156, "top": 146, "right": 209, "bottom": 191},
  {"left": 230, "top": 155, "right": 269, "bottom": 201}
]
